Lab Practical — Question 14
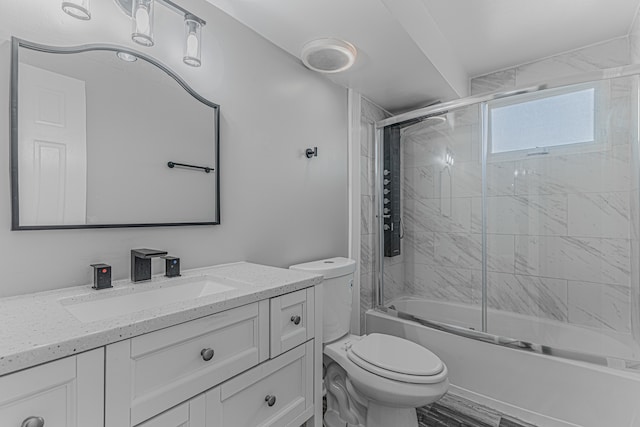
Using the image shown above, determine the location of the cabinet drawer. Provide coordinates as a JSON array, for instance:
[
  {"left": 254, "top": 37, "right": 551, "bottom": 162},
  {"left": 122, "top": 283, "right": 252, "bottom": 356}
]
[
  {"left": 0, "top": 349, "right": 104, "bottom": 427},
  {"left": 136, "top": 395, "right": 205, "bottom": 427},
  {"left": 270, "top": 288, "right": 314, "bottom": 357},
  {"left": 206, "top": 340, "right": 314, "bottom": 427},
  {"left": 106, "top": 301, "right": 270, "bottom": 426}
]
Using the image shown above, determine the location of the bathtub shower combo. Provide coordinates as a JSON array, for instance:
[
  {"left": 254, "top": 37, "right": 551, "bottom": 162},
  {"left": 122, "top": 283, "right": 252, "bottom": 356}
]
[{"left": 366, "top": 66, "right": 640, "bottom": 426}]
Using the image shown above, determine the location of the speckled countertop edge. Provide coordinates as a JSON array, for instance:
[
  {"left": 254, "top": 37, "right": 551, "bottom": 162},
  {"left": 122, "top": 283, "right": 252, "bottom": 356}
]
[{"left": 0, "top": 262, "right": 322, "bottom": 376}]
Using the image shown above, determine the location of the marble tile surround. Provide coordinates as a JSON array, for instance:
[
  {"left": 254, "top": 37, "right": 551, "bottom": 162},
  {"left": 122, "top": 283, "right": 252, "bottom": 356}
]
[
  {"left": 359, "top": 98, "right": 391, "bottom": 333},
  {"left": 398, "top": 72, "right": 638, "bottom": 337},
  {"left": 358, "top": 35, "right": 640, "bottom": 344},
  {"left": 470, "top": 37, "right": 629, "bottom": 96}
]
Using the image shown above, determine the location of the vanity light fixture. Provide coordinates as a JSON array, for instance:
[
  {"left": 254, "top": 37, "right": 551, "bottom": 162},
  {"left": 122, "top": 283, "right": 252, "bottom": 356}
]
[
  {"left": 183, "top": 15, "right": 202, "bottom": 67},
  {"left": 62, "top": 0, "right": 206, "bottom": 67},
  {"left": 116, "top": 51, "right": 138, "bottom": 62},
  {"left": 61, "top": 0, "right": 91, "bottom": 20},
  {"left": 132, "top": 0, "right": 155, "bottom": 46}
]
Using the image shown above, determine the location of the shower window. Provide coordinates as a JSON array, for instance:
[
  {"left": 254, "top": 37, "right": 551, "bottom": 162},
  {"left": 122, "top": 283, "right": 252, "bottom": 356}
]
[{"left": 488, "top": 84, "right": 598, "bottom": 158}]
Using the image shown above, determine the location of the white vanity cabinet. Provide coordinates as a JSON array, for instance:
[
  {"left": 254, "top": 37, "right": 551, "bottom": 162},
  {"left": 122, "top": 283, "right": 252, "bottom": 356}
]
[
  {"left": 136, "top": 395, "right": 207, "bottom": 427},
  {"left": 140, "top": 340, "right": 314, "bottom": 427},
  {"left": 206, "top": 340, "right": 314, "bottom": 427},
  {"left": 106, "top": 300, "right": 270, "bottom": 426},
  {"left": 0, "top": 265, "right": 322, "bottom": 427},
  {"left": 270, "top": 288, "right": 314, "bottom": 358},
  {"left": 0, "top": 348, "right": 104, "bottom": 427},
  {"left": 105, "top": 287, "right": 321, "bottom": 427}
]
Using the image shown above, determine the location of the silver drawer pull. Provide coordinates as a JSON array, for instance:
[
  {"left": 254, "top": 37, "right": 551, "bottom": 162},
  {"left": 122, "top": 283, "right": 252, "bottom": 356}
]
[
  {"left": 265, "top": 395, "right": 277, "bottom": 407},
  {"left": 21, "top": 417, "right": 44, "bottom": 427},
  {"left": 290, "top": 315, "right": 301, "bottom": 325},
  {"left": 201, "top": 348, "right": 215, "bottom": 361}
]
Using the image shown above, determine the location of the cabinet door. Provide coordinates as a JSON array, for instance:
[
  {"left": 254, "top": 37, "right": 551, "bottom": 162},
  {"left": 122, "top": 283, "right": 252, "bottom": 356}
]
[
  {"left": 0, "top": 348, "right": 104, "bottom": 427},
  {"left": 106, "top": 301, "right": 270, "bottom": 427},
  {"left": 206, "top": 340, "right": 314, "bottom": 427},
  {"left": 270, "top": 288, "right": 314, "bottom": 357},
  {"left": 135, "top": 395, "right": 205, "bottom": 427}
]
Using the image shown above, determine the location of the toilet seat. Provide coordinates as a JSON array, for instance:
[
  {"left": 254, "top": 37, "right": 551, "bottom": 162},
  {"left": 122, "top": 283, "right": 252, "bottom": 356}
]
[{"left": 346, "top": 333, "right": 446, "bottom": 384}]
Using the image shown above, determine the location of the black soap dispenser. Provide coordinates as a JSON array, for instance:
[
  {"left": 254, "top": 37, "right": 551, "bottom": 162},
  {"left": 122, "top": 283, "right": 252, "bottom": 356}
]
[
  {"left": 91, "top": 264, "right": 112, "bottom": 290},
  {"left": 163, "top": 256, "right": 181, "bottom": 278}
]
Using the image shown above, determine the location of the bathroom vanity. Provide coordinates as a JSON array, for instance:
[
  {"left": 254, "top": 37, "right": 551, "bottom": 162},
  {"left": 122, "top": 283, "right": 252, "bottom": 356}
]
[{"left": 0, "top": 262, "right": 323, "bottom": 427}]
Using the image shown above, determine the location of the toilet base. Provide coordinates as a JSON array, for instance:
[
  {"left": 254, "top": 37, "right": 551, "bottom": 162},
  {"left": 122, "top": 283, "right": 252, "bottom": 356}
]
[
  {"left": 324, "top": 405, "right": 417, "bottom": 427},
  {"left": 324, "top": 409, "right": 364, "bottom": 427},
  {"left": 367, "top": 404, "right": 418, "bottom": 427}
]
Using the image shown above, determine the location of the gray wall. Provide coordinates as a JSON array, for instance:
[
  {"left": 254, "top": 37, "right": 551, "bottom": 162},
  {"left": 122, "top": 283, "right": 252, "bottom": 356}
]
[{"left": 0, "top": 0, "right": 348, "bottom": 297}]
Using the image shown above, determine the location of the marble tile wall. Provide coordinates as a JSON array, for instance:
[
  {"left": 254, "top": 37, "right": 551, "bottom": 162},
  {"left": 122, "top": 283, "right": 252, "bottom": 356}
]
[
  {"left": 628, "top": 5, "right": 640, "bottom": 344},
  {"left": 627, "top": 10, "right": 640, "bottom": 65},
  {"left": 368, "top": 21, "right": 640, "bottom": 347},
  {"left": 400, "top": 74, "right": 638, "bottom": 340},
  {"left": 470, "top": 37, "right": 629, "bottom": 95},
  {"left": 360, "top": 97, "right": 391, "bottom": 333},
  {"left": 400, "top": 105, "right": 484, "bottom": 308}
]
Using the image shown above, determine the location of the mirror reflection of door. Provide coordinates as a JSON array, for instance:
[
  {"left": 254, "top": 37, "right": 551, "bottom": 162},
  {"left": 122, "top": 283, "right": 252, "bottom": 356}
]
[{"left": 18, "top": 63, "right": 87, "bottom": 225}]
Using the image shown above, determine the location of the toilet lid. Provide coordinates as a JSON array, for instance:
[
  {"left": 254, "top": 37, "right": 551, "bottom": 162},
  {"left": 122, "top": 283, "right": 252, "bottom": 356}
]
[{"left": 349, "top": 333, "right": 444, "bottom": 377}]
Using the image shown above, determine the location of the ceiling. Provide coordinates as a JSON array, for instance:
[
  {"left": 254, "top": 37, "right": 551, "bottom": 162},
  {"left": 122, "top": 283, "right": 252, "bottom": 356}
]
[{"left": 205, "top": 0, "right": 640, "bottom": 113}]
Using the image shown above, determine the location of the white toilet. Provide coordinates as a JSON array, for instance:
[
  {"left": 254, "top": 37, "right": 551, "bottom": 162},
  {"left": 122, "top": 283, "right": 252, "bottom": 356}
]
[{"left": 290, "top": 257, "right": 448, "bottom": 427}]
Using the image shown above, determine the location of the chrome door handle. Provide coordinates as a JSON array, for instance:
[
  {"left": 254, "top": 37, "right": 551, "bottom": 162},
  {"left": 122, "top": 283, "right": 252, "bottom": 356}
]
[
  {"left": 21, "top": 417, "right": 45, "bottom": 427},
  {"left": 201, "top": 348, "right": 214, "bottom": 361},
  {"left": 290, "top": 315, "right": 301, "bottom": 325},
  {"left": 265, "top": 395, "right": 277, "bottom": 407}
]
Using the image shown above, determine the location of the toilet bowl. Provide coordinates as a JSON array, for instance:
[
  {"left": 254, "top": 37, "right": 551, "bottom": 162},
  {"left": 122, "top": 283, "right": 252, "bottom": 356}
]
[
  {"left": 324, "top": 334, "right": 448, "bottom": 427},
  {"left": 290, "top": 257, "right": 449, "bottom": 427}
]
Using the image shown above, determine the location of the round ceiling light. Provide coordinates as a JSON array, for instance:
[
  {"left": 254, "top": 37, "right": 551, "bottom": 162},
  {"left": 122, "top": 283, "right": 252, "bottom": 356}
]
[{"left": 301, "top": 38, "right": 357, "bottom": 73}]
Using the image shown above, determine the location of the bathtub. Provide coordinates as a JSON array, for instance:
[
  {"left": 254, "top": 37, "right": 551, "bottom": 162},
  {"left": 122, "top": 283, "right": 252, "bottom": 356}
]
[
  {"left": 389, "top": 298, "right": 640, "bottom": 361},
  {"left": 366, "top": 299, "right": 640, "bottom": 427}
]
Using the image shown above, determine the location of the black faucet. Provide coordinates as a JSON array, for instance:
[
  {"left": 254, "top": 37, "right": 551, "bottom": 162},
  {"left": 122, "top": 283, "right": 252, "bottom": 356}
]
[{"left": 131, "top": 249, "right": 168, "bottom": 282}]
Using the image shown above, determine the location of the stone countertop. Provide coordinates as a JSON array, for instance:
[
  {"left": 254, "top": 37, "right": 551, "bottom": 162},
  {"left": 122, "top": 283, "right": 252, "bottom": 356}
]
[{"left": 0, "top": 262, "right": 322, "bottom": 376}]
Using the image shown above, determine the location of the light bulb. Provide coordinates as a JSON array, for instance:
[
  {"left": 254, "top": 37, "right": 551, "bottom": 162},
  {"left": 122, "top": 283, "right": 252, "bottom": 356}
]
[
  {"left": 135, "top": 8, "right": 150, "bottom": 34},
  {"left": 183, "top": 16, "right": 202, "bottom": 67},
  {"left": 186, "top": 33, "right": 198, "bottom": 58}
]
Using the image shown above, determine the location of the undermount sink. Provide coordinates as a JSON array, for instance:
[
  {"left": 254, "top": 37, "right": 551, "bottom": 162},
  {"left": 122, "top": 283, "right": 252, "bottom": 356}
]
[{"left": 62, "top": 275, "right": 245, "bottom": 323}]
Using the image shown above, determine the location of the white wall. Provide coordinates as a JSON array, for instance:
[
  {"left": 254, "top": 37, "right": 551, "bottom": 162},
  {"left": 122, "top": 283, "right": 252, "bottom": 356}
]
[{"left": 0, "top": 0, "right": 348, "bottom": 297}]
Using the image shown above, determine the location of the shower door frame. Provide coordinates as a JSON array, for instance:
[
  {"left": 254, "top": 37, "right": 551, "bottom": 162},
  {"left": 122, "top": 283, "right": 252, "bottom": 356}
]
[{"left": 372, "top": 63, "right": 640, "bottom": 369}]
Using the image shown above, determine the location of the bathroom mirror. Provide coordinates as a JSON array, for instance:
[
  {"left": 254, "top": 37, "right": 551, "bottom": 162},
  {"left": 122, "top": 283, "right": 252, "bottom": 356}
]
[{"left": 10, "top": 38, "right": 220, "bottom": 230}]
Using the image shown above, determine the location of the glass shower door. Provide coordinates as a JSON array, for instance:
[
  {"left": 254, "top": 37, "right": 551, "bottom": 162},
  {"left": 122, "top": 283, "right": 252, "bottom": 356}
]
[
  {"left": 385, "top": 104, "right": 484, "bottom": 331},
  {"left": 484, "top": 76, "right": 640, "bottom": 363}
]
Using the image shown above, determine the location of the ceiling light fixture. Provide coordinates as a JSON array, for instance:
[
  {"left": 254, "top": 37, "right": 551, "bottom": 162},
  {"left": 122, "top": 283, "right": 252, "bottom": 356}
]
[
  {"left": 301, "top": 38, "right": 357, "bottom": 73},
  {"left": 62, "top": 0, "right": 206, "bottom": 67},
  {"left": 116, "top": 51, "right": 138, "bottom": 62},
  {"left": 61, "top": 0, "right": 91, "bottom": 20}
]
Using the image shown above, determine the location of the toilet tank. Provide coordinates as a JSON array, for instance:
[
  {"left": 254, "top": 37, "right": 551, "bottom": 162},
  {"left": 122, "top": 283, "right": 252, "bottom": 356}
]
[{"left": 290, "top": 257, "right": 356, "bottom": 343}]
